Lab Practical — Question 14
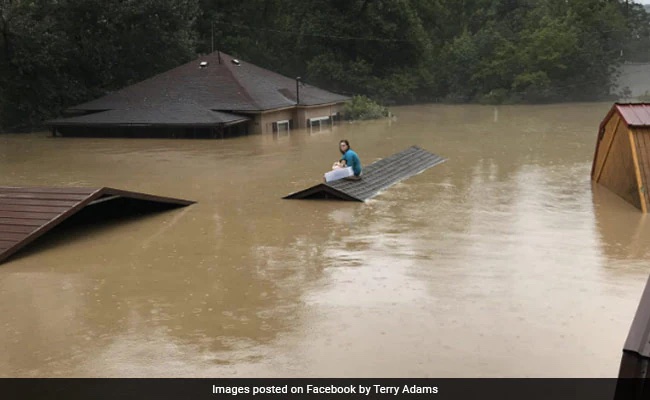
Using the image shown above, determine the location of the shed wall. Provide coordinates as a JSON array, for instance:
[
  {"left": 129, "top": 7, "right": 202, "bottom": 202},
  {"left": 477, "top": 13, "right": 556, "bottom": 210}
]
[
  {"left": 633, "top": 129, "right": 650, "bottom": 210},
  {"left": 593, "top": 114, "right": 621, "bottom": 180},
  {"left": 597, "top": 120, "right": 642, "bottom": 210}
]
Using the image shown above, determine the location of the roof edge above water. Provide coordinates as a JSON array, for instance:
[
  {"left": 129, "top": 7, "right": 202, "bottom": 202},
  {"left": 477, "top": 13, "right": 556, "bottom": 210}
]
[
  {"left": 283, "top": 146, "right": 447, "bottom": 202},
  {"left": 0, "top": 186, "right": 195, "bottom": 265}
]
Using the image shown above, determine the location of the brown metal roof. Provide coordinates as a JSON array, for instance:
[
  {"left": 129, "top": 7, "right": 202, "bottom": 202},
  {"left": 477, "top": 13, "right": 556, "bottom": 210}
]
[
  {"left": 46, "top": 51, "right": 349, "bottom": 128},
  {"left": 0, "top": 187, "right": 194, "bottom": 265}
]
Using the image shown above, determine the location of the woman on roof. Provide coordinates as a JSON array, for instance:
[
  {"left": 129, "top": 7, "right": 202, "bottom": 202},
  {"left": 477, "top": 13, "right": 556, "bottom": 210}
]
[{"left": 338, "top": 139, "right": 362, "bottom": 180}]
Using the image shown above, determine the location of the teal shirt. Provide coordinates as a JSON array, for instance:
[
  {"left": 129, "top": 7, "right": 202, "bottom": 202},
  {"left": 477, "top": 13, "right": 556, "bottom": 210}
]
[{"left": 341, "top": 149, "right": 362, "bottom": 176}]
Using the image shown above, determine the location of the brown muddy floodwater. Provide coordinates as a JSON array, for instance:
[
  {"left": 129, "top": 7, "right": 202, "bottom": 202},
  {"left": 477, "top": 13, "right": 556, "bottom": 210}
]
[{"left": 0, "top": 103, "right": 649, "bottom": 377}]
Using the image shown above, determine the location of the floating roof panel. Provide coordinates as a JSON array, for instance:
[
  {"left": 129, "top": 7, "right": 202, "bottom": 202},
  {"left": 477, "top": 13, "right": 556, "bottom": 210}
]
[
  {"left": 283, "top": 146, "right": 447, "bottom": 201},
  {"left": 0, "top": 187, "right": 194, "bottom": 264}
]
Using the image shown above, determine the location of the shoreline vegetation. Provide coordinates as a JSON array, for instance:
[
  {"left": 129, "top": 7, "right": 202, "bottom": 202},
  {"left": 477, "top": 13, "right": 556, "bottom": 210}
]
[
  {"left": 343, "top": 96, "right": 390, "bottom": 121},
  {"left": 2, "top": 0, "right": 650, "bottom": 133}
]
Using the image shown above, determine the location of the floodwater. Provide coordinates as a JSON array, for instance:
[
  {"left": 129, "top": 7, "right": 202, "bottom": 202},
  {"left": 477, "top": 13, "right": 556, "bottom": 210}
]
[{"left": 0, "top": 103, "right": 649, "bottom": 378}]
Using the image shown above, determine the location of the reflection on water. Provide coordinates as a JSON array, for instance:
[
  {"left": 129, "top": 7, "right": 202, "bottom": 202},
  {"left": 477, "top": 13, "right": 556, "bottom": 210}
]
[
  {"left": 592, "top": 185, "right": 650, "bottom": 270},
  {"left": 0, "top": 103, "right": 648, "bottom": 377}
]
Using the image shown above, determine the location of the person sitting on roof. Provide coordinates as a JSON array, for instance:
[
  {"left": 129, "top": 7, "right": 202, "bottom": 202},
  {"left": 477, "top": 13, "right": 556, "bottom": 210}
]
[{"left": 338, "top": 139, "right": 362, "bottom": 180}]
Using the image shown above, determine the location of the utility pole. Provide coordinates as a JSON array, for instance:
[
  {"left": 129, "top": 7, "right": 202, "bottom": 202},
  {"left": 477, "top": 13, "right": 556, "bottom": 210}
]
[{"left": 211, "top": 22, "right": 214, "bottom": 53}]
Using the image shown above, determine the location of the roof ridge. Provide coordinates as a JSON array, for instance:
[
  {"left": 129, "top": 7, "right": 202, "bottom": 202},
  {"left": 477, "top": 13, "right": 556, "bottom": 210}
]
[
  {"left": 61, "top": 49, "right": 348, "bottom": 117},
  {"left": 216, "top": 54, "right": 262, "bottom": 110}
]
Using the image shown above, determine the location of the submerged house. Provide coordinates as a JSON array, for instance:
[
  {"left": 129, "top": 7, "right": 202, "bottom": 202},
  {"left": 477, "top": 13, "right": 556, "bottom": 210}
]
[
  {"left": 46, "top": 51, "right": 349, "bottom": 138},
  {"left": 592, "top": 103, "right": 650, "bottom": 213}
]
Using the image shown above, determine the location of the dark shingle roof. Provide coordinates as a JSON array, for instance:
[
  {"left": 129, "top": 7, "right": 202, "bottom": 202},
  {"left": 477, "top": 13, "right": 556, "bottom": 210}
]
[
  {"left": 48, "top": 104, "right": 249, "bottom": 127},
  {"left": 284, "top": 146, "right": 447, "bottom": 202},
  {"left": 63, "top": 51, "right": 348, "bottom": 113}
]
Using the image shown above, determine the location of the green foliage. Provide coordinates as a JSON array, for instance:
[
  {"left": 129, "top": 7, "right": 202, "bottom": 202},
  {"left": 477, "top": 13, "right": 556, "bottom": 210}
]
[
  {"left": 0, "top": 0, "right": 198, "bottom": 131},
  {"left": 343, "top": 95, "right": 389, "bottom": 121},
  {"left": 477, "top": 89, "right": 509, "bottom": 105},
  {"left": 1, "top": 0, "right": 648, "bottom": 130}
]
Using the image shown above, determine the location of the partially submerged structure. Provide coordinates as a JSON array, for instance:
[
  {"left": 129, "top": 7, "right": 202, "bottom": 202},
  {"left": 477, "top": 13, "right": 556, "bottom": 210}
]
[
  {"left": 284, "top": 146, "right": 446, "bottom": 201},
  {"left": 615, "top": 273, "right": 650, "bottom": 399},
  {"left": 47, "top": 51, "right": 349, "bottom": 138},
  {"left": 618, "top": 271, "right": 650, "bottom": 380},
  {"left": 592, "top": 103, "right": 650, "bottom": 212},
  {"left": 0, "top": 187, "right": 194, "bottom": 264}
]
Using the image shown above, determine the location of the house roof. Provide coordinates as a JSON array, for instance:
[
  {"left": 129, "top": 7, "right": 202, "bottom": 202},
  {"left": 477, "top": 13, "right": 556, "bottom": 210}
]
[
  {"left": 62, "top": 51, "right": 349, "bottom": 114},
  {"left": 48, "top": 103, "right": 249, "bottom": 127}
]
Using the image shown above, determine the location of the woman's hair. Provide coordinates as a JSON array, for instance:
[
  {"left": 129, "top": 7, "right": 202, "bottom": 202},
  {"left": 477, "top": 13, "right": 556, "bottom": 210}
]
[{"left": 339, "top": 139, "right": 351, "bottom": 154}]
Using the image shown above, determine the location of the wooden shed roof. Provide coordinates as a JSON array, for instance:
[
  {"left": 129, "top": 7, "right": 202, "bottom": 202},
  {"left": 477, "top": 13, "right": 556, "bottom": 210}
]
[
  {"left": 283, "top": 146, "right": 446, "bottom": 202},
  {"left": 601, "top": 103, "right": 650, "bottom": 130},
  {"left": 0, "top": 187, "right": 194, "bottom": 264}
]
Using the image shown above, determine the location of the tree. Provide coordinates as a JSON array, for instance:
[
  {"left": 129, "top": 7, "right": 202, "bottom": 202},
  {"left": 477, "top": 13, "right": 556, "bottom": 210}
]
[
  {"left": 1, "top": 0, "right": 646, "bottom": 130},
  {"left": 0, "top": 0, "right": 199, "bottom": 132}
]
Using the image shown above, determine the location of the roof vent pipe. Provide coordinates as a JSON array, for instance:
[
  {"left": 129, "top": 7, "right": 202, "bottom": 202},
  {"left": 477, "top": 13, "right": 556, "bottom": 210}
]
[{"left": 296, "top": 77, "right": 301, "bottom": 105}]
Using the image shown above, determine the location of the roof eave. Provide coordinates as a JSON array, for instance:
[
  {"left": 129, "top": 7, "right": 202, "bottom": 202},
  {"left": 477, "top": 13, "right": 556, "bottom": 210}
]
[
  {"left": 296, "top": 99, "right": 350, "bottom": 109},
  {"left": 46, "top": 120, "right": 249, "bottom": 128},
  {"left": 283, "top": 183, "right": 363, "bottom": 201}
]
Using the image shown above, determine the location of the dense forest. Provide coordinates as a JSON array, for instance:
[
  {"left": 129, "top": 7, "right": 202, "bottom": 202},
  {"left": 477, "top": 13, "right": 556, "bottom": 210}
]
[{"left": 1, "top": 0, "right": 650, "bottom": 131}]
